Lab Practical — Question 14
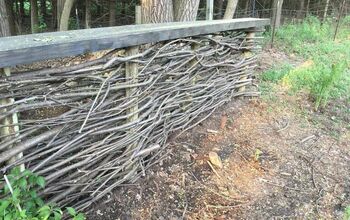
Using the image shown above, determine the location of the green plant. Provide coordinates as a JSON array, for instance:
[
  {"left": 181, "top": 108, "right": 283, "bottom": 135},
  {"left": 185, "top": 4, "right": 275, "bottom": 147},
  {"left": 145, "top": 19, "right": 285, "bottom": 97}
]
[
  {"left": 344, "top": 206, "right": 350, "bottom": 220},
  {"left": 261, "top": 64, "right": 293, "bottom": 83},
  {"left": 38, "top": 15, "right": 48, "bottom": 32},
  {"left": 313, "top": 63, "right": 346, "bottom": 110},
  {"left": 66, "top": 207, "right": 85, "bottom": 220},
  {"left": 263, "top": 16, "right": 350, "bottom": 110},
  {"left": 0, "top": 167, "right": 85, "bottom": 220}
]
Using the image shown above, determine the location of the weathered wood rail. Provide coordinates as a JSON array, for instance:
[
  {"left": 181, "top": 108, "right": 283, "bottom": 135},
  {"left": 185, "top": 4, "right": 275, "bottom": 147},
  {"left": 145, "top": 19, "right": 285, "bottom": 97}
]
[
  {"left": 0, "top": 18, "right": 269, "bottom": 68},
  {"left": 0, "top": 18, "right": 269, "bottom": 211}
]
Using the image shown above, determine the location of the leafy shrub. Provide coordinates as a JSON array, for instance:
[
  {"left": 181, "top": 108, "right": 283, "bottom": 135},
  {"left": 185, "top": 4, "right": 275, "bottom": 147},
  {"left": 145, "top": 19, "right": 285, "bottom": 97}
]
[{"left": 0, "top": 167, "right": 85, "bottom": 220}]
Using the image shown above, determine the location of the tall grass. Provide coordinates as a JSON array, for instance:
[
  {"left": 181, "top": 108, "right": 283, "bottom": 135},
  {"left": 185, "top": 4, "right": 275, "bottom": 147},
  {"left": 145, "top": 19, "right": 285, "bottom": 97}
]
[{"left": 263, "top": 16, "right": 350, "bottom": 110}]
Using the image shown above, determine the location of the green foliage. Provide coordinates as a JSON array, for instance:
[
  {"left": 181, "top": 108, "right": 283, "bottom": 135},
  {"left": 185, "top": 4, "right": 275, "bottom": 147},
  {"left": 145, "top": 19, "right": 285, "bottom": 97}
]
[
  {"left": 261, "top": 64, "right": 293, "bottom": 83},
  {"left": 68, "top": 18, "right": 80, "bottom": 30},
  {"left": 263, "top": 16, "right": 350, "bottom": 110},
  {"left": 38, "top": 15, "right": 48, "bottom": 32},
  {"left": 345, "top": 206, "right": 350, "bottom": 220},
  {"left": 0, "top": 167, "right": 85, "bottom": 220},
  {"left": 313, "top": 63, "right": 347, "bottom": 110}
]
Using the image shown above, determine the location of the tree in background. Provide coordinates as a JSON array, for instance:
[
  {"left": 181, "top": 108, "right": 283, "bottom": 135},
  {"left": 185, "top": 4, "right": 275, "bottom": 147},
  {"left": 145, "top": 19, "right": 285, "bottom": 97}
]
[
  {"left": 0, "top": 0, "right": 11, "bottom": 37},
  {"left": 1, "top": 0, "right": 349, "bottom": 34},
  {"left": 141, "top": 0, "right": 174, "bottom": 23},
  {"left": 141, "top": 0, "right": 201, "bottom": 23},
  {"left": 109, "top": 0, "right": 116, "bottom": 26},
  {"left": 85, "top": 0, "right": 91, "bottom": 28},
  {"left": 173, "top": 0, "right": 200, "bottom": 22},
  {"left": 297, "top": 0, "right": 305, "bottom": 18},
  {"left": 272, "top": 0, "right": 284, "bottom": 28},
  {"left": 223, "top": 0, "right": 239, "bottom": 19},
  {"left": 59, "top": 0, "right": 76, "bottom": 31},
  {"left": 323, "top": 0, "right": 330, "bottom": 23},
  {"left": 57, "top": 0, "right": 65, "bottom": 29},
  {"left": 215, "top": 0, "right": 225, "bottom": 19},
  {"left": 30, "top": 0, "right": 39, "bottom": 33}
]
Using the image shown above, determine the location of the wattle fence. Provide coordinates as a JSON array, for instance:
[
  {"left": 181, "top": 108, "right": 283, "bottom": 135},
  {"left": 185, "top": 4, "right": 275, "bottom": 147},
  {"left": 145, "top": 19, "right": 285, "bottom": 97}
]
[{"left": 0, "top": 18, "right": 269, "bottom": 210}]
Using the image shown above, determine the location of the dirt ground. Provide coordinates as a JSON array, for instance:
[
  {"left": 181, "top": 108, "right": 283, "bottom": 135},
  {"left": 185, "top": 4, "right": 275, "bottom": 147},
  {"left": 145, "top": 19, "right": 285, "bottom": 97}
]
[{"left": 88, "top": 50, "right": 350, "bottom": 220}]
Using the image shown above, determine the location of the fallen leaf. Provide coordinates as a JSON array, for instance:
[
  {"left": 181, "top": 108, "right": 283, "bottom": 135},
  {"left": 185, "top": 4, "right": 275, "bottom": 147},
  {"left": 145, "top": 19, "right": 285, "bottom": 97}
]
[{"left": 209, "top": 152, "right": 223, "bottom": 169}]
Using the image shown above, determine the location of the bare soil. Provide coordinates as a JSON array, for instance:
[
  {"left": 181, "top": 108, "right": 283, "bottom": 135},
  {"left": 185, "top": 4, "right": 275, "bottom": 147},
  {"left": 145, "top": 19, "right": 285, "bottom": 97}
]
[{"left": 88, "top": 50, "right": 350, "bottom": 220}]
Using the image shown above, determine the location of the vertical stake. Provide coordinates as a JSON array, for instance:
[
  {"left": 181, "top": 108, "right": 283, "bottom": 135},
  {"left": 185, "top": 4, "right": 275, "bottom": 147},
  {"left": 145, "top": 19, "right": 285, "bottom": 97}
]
[
  {"left": 135, "top": 5, "right": 141, "bottom": 25},
  {"left": 125, "top": 6, "right": 141, "bottom": 154},
  {"left": 0, "top": 67, "right": 24, "bottom": 171},
  {"left": 238, "top": 30, "right": 256, "bottom": 93}
]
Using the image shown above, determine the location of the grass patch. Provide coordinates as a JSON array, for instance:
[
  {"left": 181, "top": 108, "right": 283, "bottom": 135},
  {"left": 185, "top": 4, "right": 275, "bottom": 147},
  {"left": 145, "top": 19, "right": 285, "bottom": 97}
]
[
  {"left": 345, "top": 206, "right": 350, "bottom": 220},
  {"left": 261, "top": 63, "right": 293, "bottom": 83},
  {"left": 263, "top": 16, "right": 350, "bottom": 110}
]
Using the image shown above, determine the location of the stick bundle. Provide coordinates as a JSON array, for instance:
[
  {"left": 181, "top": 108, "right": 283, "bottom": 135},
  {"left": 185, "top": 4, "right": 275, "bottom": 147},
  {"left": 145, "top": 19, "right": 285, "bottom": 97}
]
[{"left": 0, "top": 31, "right": 259, "bottom": 210}]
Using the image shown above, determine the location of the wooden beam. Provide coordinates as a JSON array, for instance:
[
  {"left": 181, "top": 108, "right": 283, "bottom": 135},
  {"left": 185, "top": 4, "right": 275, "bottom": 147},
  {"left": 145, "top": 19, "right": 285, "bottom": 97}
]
[{"left": 0, "top": 18, "right": 269, "bottom": 68}]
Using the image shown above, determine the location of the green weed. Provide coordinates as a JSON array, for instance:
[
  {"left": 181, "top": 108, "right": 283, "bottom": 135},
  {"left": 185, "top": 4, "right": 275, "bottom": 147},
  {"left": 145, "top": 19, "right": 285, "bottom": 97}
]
[
  {"left": 313, "top": 63, "right": 347, "bottom": 110},
  {"left": 0, "top": 167, "right": 85, "bottom": 220},
  {"left": 263, "top": 16, "right": 350, "bottom": 110},
  {"left": 344, "top": 206, "right": 350, "bottom": 220},
  {"left": 261, "top": 64, "right": 293, "bottom": 83}
]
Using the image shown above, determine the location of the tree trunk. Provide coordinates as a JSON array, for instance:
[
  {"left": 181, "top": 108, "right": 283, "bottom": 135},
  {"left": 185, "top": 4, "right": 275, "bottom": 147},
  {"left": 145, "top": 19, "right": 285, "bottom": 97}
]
[
  {"left": 306, "top": 0, "right": 310, "bottom": 15},
  {"left": 85, "top": 0, "right": 91, "bottom": 28},
  {"left": 272, "top": 0, "right": 283, "bottom": 28},
  {"left": 245, "top": 0, "right": 250, "bottom": 16},
  {"left": 19, "top": 0, "right": 25, "bottom": 18},
  {"left": 323, "top": 0, "right": 330, "bottom": 22},
  {"left": 223, "top": 0, "right": 239, "bottom": 19},
  {"left": 297, "top": 0, "right": 305, "bottom": 19},
  {"left": 0, "top": 0, "right": 11, "bottom": 37},
  {"left": 173, "top": 0, "right": 200, "bottom": 22},
  {"left": 40, "top": 0, "right": 46, "bottom": 18},
  {"left": 141, "top": 0, "right": 173, "bottom": 23},
  {"left": 57, "top": 0, "right": 65, "bottom": 28},
  {"left": 109, "top": 0, "right": 116, "bottom": 26},
  {"left": 59, "top": 0, "right": 76, "bottom": 31},
  {"left": 215, "top": 0, "right": 224, "bottom": 19},
  {"left": 52, "top": 0, "right": 57, "bottom": 28},
  {"left": 30, "top": 0, "right": 39, "bottom": 33},
  {"left": 5, "top": 0, "right": 16, "bottom": 35},
  {"left": 18, "top": 0, "right": 25, "bottom": 27}
]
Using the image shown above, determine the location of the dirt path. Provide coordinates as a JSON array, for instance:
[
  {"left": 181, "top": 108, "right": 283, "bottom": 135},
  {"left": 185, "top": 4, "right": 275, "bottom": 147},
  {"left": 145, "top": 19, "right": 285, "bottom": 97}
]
[{"left": 88, "top": 51, "right": 350, "bottom": 220}]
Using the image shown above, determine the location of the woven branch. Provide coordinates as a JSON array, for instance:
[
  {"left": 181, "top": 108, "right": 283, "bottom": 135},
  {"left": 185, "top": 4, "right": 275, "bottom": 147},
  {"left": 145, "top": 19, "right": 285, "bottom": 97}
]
[{"left": 0, "top": 31, "right": 260, "bottom": 211}]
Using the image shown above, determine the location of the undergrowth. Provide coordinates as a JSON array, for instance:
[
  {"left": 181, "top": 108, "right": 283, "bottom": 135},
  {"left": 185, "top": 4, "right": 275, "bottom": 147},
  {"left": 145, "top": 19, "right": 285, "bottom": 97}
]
[
  {"left": 262, "top": 16, "right": 350, "bottom": 110},
  {"left": 0, "top": 167, "right": 85, "bottom": 220},
  {"left": 345, "top": 206, "right": 350, "bottom": 220}
]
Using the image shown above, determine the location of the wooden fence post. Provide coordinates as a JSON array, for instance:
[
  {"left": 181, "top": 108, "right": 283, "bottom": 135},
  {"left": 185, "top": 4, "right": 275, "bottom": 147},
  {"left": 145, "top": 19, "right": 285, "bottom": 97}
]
[
  {"left": 0, "top": 67, "right": 24, "bottom": 171},
  {"left": 125, "top": 6, "right": 141, "bottom": 150},
  {"left": 238, "top": 30, "right": 255, "bottom": 93}
]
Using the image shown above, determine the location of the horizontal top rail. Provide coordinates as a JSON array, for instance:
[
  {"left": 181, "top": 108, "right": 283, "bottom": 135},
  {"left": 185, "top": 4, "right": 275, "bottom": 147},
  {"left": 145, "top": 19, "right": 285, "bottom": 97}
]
[{"left": 0, "top": 18, "right": 269, "bottom": 68}]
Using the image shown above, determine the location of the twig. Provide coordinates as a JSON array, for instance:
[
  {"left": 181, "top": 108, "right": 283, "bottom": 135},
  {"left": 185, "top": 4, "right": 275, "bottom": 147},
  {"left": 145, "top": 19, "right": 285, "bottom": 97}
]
[{"left": 4, "top": 175, "right": 23, "bottom": 212}]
